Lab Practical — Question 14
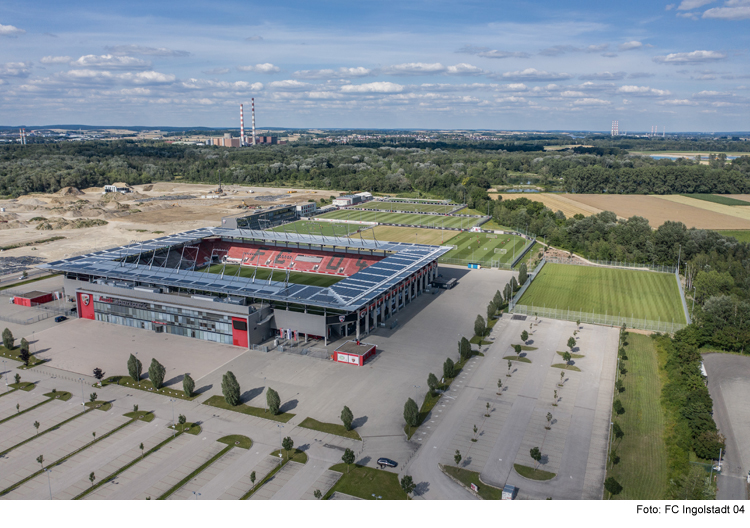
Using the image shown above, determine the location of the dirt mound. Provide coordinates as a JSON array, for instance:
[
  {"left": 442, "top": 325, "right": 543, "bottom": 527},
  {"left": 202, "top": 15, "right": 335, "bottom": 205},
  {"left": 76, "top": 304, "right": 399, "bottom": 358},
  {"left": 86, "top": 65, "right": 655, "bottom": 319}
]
[
  {"left": 141, "top": 184, "right": 154, "bottom": 192},
  {"left": 18, "top": 197, "right": 48, "bottom": 206},
  {"left": 57, "top": 186, "right": 84, "bottom": 196},
  {"left": 111, "top": 182, "right": 132, "bottom": 189}
]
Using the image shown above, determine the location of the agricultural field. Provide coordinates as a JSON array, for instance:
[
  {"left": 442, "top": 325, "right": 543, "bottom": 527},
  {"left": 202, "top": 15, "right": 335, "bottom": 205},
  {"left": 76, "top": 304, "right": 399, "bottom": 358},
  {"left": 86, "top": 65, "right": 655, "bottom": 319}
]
[
  {"left": 518, "top": 263, "right": 686, "bottom": 323},
  {"left": 360, "top": 225, "right": 458, "bottom": 245},
  {"left": 719, "top": 230, "right": 750, "bottom": 243},
  {"left": 606, "top": 333, "right": 668, "bottom": 500},
  {"left": 491, "top": 193, "right": 604, "bottom": 218},
  {"left": 351, "top": 201, "right": 458, "bottom": 213},
  {"left": 318, "top": 209, "right": 481, "bottom": 229},
  {"left": 440, "top": 231, "right": 528, "bottom": 265},
  {"left": 269, "top": 220, "right": 373, "bottom": 237},
  {"left": 679, "top": 194, "right": 750, "bottom": 206},
  {"left": 655, "top": 195, "right": 750, "bottom": 226},
  {"left": 201, "top": 263, "right": 342, "bottom": 287}
]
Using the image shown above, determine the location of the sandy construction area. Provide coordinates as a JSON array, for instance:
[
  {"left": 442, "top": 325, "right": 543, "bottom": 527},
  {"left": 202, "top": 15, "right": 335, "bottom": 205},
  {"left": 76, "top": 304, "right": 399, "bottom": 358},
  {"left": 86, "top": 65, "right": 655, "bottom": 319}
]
[
  {"left": 564, "top": 194, "right": 750, "bottom": 229},
  {"left": 492, "top": 193, "right": 604, "bottom": 218}
]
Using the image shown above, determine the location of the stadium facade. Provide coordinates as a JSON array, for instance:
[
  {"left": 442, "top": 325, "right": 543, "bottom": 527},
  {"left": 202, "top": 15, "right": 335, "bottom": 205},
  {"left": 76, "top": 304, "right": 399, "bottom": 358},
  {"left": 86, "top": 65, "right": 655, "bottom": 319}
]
[{"left": 41, "top": 224, "right": 451, "bottom": 348}]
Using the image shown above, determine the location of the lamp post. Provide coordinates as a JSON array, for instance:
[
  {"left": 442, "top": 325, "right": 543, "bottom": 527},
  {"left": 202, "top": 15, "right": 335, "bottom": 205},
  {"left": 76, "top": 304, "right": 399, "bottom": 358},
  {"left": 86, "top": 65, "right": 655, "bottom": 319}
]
[
  {"left": 78, "top": 377, "right": 84, "bottom": 406},
  {"left": 192, "top": 491, "right": 201, "bottom": 500},
  {"left": 3, "top": 359, "right": 7, "bottom": 387},
  {"left": 170, "top": 398, "right": 175, "bottom": 437},
  {"left": 44, "top": 467, "right": 52, "bottom": 500}
]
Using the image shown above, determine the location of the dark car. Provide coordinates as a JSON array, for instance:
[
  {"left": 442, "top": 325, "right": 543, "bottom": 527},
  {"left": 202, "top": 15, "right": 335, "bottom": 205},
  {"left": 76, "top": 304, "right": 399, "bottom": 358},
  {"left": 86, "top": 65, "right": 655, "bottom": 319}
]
[
  {"left": 54, "top": 316, "right": 67, "bottom": 323},
  {"left": 377, "top": 457, "right": 397, "bottom": 469}
]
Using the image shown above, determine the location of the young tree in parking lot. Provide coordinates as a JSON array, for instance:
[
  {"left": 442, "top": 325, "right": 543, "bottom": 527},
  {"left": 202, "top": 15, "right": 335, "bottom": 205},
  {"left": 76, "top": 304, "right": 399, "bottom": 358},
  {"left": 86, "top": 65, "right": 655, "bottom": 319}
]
[
  {"left": 89, "top": 472, "right": 96, "bottom": 488},
  {"left": 443, "top": 358, "right": 455, "bottom": 380},
  {"left": 139, "top": 443, "right": 144, "bottom": 458},
  {"left": 507, "top": 360, "right": 512, "bottom": 377},
  {"left": 89, "top": 392, "right": 97, "bottom": 402},
  {"left": 2, "top": 328, "right": 14, "bottom": 350},
  {"left": 497, "top": 379, "right": 503, "bottom": 395},
  {"left": 513, "top": 344, "right": 522, "bottom": 358},
  {"left": 178, "top": 414, "right": 186, "bottom": 425},
  {"left": 487, "top": 301, "right": 496, "bottom": 322},
  {"left": 148, "top": 359, "right": 166, "bottom": 390},
  {"left": 34, "top": 421, "right": 40, "bottom": 435},
  {"left": 530, "top": 447, "right": 542, "bottom": 469},
  {"left": 250, "top": 471, "right": 256, "bottom": 488},
  {"left": 127, "top": 354, "right": 142, "bottom": 382},
  {"left": 521, "top": 330, "right": 529, "bottom": 344},
  {"left": 14, "top": 373, "right": 21, "bottom": 385},
  {"left": 427, "top": 373, "right": 440, "bottom": 394},
  {"left": 493, "top": 290, "right": 503, "bottom": 308},
  {"left": 342, "top": 448, "right": 355, "bottom": 473},
  {"left": 562, "top": 351, "right": 572, "bottom": 365},
  {"left": 281, "top": 436, "right": 294, "bottom": 460},
  {"left": 20, "top": 336, "right": 29, "bottom": 353},
  {"left": 400, "top": 475, "right": 416, "bottom": 498},
  {"left": 474, "top": 315, "right": 486, "bottom": 337},
  {"left": 266, "top": 387, "right": 280, "bottom": 415},
  {"left": 37, "top": 455, "right": 44, "bottom": 469},
  {"left": 567, "top": 337, "right": 576, "bottom": 353},
  {"left": 313, "top": 489, "right": 322, "bottom": 499},
  {"left": 19, "top": 347, "right": 31, "bottom": 367},
  {"left": 222, "top": 371, "right": 241, "bottom": 406},
  {"left": 183, "top": 373, "right": 195, "bottom": 398},
  {"left": 340, "top": 405, "right": 354, "bottom": 431},
  {"left": 454, "top": 450, "right": 462, "bottom": 466},
  {"left": 404, "top": 398, "right": 419, "bottom": 433},
  {"left": 459, "top": 337, "right": 472, "bottom": 361},
  {"left": 92, "top": 368, "right": 105, "bottom": 383}
]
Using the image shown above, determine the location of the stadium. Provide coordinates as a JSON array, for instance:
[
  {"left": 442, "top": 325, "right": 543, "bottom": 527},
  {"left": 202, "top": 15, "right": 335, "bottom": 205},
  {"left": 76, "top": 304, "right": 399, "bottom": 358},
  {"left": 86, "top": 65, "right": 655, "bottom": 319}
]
[{"left": 41, "top": 212, "right": 452, "bottom": 350}]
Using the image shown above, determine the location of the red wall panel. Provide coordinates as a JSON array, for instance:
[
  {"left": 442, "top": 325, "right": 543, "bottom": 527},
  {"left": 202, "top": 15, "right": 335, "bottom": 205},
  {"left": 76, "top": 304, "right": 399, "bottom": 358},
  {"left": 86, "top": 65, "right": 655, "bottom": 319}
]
[
  {"left": 231, "top": 317, "right": 248, "bottom": 347},
  {"left": 77, "top": 292, "right": 95, "bottom": 320}
]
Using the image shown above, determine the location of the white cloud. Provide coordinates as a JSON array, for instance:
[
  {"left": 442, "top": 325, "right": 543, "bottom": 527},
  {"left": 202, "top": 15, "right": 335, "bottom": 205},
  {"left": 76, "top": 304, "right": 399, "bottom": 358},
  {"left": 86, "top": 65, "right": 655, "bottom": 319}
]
[
  {"left": 571, "top": 98, "right": 611, "bottom": 106},
  {"left": 245, "top": 35, "right": 263, "bottom": 42},
  {"left": 539, "top": 44, "right": 608, "bottom": 56},
  {"left": 293, "top": 67, "right": 372, "bottom": 79},
  {"left": 71, "top": 55, "right": 151, "bottom": 70},
  {"left": 617, "top": 85, "right": 671, "bottom": 96},
  {"left": 381, "top": 63, "right": 446, "bottom": 75},
  {"left": 619, "top": 41, "right": 643, "bottom": 51},
  {"left": 579, "top": 71, "right": 627, "bottom": 81},
  {"left": 0, "top": 62, "right": 31, "bottom": 78},
  {"left": 561, "top": 91, "right": 588, "bottom": 97},
  {"left": 119, "top": 71, "right": 176, "bottom": 84},
  {"left": 445, "top": 63, "right": 484, "bottom": 75},
  {"left": 703, "top": 0, "right": 750, "bottom": 19},
  {"left": 629, "top": 72, "right": 656, "bottom": 78},
  {"left": 202, "top": 68, "right": 230, "bottom": 75},
  {"left": 653, "top": 50, "right": 727, "bottom": 63},
  {"left": 496, "top": 68, "right": 572, "bottom": 82},
  {"left": 40, "top": 56, "right": 72, "bottom": 65},
  {"left": 456, "top": 46, "right": 530, "bottom": 59},
  {"left": 341, "top": 82, "right": 404, "bottom": 93},
  {"left": 0, "top": 24, "right": 25, "bottom": 36},
  {"left": 677, "top": 0, "right": 716, "bottom": 9},
  {"left": 267, "top": 79, "right": 311, "bottom": 90},
  {"left": 660, "top": 99, "right": 699, "bottom": 105},
  {"left": 238, "top": 63, "right": 280, "bottom": 74},
  {"left": 104, "top": 45, "right": 190, "bottom": 57}
]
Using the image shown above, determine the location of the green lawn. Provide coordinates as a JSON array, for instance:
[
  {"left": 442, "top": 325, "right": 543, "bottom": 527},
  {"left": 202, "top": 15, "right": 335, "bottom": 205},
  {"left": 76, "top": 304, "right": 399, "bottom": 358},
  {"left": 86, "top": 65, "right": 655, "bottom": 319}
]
[
  {"left": 605, "top": 333, "right": 668, "bottom": 500},
  {"left": 270, "top": 220, "right": 373, "bottom": 237},
  {"left": 102, "top": 375, "right": 197, "bottom": 401},
  {"left": 719, "top": 230, "right": 750, "bottom": 243},
  {"left": 513, "top": 464, "right": 556, "bottom": 481},
  {"left": 504, "top": 355, "right": 532, "bottom": 363},
  {"left": 518, "top": 263, "right": 686, "bottom": 323},
  {"left": 298, "top": 417, "right": 361, "bottom": 440},
  {"left": 442, "top": 466, "right": 503, "bottom": 499},
  {"left": 440, "top": 231, "right": 529, "bottom": 264},
  {"left": 270, "top": 448, "right": 308, "bottom": 464},
  {"left": 203, "top": 395, "right": 295, "bottom": 423},
  {"left": 325, "top": 463, "right": 407, "bottom": 500},
  {"left": 318, "top": 209, "right": 479, "bottom": 229},
  {"left": 0, "top": 345, "right": 48, "bottom": 368},
  {"left": 201, "top": 263, "right": 342, "bottom": 287},
  {"left": 680, "top": 194, "right": 750, "bottom": 206},
  {"left": 352, "top": 201, "right": 458, "bottom": 213},
  {"left": 218, "top": 434, "right": 252, "bottom": 449}
]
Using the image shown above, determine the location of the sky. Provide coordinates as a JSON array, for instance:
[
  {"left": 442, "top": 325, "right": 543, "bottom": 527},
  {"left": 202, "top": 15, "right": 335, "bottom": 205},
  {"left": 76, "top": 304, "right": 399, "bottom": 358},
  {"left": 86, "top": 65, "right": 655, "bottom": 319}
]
[{"left": 0, "top": 0, "right": 748, "bottom": 131}]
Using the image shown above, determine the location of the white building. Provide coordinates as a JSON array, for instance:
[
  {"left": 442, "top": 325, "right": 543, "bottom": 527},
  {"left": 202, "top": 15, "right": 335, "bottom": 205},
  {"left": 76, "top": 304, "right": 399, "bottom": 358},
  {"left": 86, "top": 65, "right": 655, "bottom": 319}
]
[
  {"left": 103, "top": 185, "right": 131, "bottom": 194},
  {"left": 295, "top": 202, "right": 317, "bottom": 217}
]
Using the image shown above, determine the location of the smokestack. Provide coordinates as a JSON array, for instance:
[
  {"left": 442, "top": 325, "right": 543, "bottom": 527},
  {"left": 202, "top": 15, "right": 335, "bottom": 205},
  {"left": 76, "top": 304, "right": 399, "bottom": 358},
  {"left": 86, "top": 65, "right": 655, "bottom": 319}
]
[
  {"left": 240, "top": 103, "right": 245, "bottom": 147},
  {"left": 251, "top": 98, "right": 256, "bottom": 146}
]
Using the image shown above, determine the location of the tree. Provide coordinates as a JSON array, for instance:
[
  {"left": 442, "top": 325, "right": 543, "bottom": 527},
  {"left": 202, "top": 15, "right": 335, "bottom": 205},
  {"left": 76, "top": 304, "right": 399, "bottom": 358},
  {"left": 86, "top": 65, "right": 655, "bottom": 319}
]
[
  {"left": 576, "top": 319, "right": 581, "bottom": 329},
  {"left": 14, "top": 373, "right": 20, "bottom": 385},
  {"left": 562, "top": 351, "right": 572, "bottom": 365},
  {"left": 487, "top": 301, "right": 496, "bottom": 322},
  {"left": 615, "top": 379, "right": 624, "bottom": 393},
  {"left": 507, "top": 360, "right": 512, "bottom": 377},
  {"left": 612, "top": 422, "right": 624, "bottom": 442},
  {"left": 427, "top": 373, "right": 439, "bottom": 394},
  {"left": 459, "top": 337, "right": 472, "bottom": 361},
  {"left": 613, "top": 399, "right": 625, "bottom": 415},
  {"left": 342, "top": 447, "right": 355, "bottom": 473},
  {"left": 222, "top": 371, "right": 241, "bottom": 406},
  {"left": 2, "top": 328, "right": 14, "bottom": 350},
  {"left": 133, "top": 404, "right": 139, "bottom": 413},
  {"left": 567, "top": 337, "right": 576, "bottom": 352},
  {"left": 518, "top": 262, "right": 528, "bottom": 285},
  {"left": 19, "top": 347, "right": 31, "bottom": 366},
  {"left": 545, "top": 412, "right": 552, "bottom": 429},
  {"left": 493, "top": 289, "right": 503, "bottom": 307},
  {"left": 139, "top": 442, "right": 144, "bottom": 458},
  {"left": 404, "top": 398, "right": 419, "bottom": 432},
  {"left": 313, "top": 489, "right": 322, "bottom": 499},
  {"left": 474, "top": 315, "right": 486, "bottom": 337},
  {"left": 443, "top": 358, "right": 455, "bottom": 379},
  {"left": 530, "top": 447, "right": 542, "bottom": 469},
  {"left": 559, "top": 371, "right": 565, "bottom": 385},
  {"left": 497, "top": 379, "right": 503, "bottom": 395},
  {"left": 89, "top": 471, "right": 96, "bottom": 488},
  {"left": 178, "top": 414, "right": 186, "bottom": 425},
  {"left": 513, "top": 344, "right": 522, "bottom": 357},
  {"left": 521, "top": 330, "right": 528, "bottom": 343},
  {"left": 454, "top": 450, "right": 462, "bottom": 465},
  {"left": 20, "top": 336, "right": 29, "bottom": 351},
  {"left": 604, "top": 477, "right": 623, "bottom": 497},
  {"left": 250, "top": 471, "right": 256, "bottom": 487},
  {"left": 183, "top": 373, "right": 195, "bottom": 398},
  {"left": 34, "top": 421, "right": 40, "bottom": 435},
  {"left": 282, "top": 436, "right": 294, "bottom": 460},
  {"left": 127, "top": 353, "right": 142, "bottom": 382},
  {"left": 37, "top": 454, "right": 44, "bottom": 469},
  {"left": 148, "top": 358, "right": 166, "bottom": 390},
  {"left": 485, "top": 402, "right": 491, "bottom": 417},
  {"left": 89, "top": 392, "right": 97, "bottom": 402},
  {"left": 340, "top": 405, "right": 354, "bottom": 431},
  {"left": 92, "top": 367, "right": 105, "bottom": 382},
  {"left": 400, "top": 475, "right": 416, "bottom": 498},
  {"left": 266, "top": 387, "right": 281, "bottom": 415}
]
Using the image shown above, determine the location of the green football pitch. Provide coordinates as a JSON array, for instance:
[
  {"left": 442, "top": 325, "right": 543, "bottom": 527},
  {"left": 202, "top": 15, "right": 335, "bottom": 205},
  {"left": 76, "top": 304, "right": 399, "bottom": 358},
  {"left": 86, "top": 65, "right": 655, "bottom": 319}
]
[
  {"left": 518, "top": 263, "right": 686, "bottom": 323},
  {"left": 440, "top": 231, "right": 528, "bottom": 264},
  {"left": 201, "top": 263, "right": 342, "bottom": 287},
  {"left": 269, "top": 220, "right": 372, "bottom": 237},
  {"left": 318, "top": 209, "right": 480, "bottom": 229},
  {"left": 351, "top": 201, "right": 458, "bottom": 213}
]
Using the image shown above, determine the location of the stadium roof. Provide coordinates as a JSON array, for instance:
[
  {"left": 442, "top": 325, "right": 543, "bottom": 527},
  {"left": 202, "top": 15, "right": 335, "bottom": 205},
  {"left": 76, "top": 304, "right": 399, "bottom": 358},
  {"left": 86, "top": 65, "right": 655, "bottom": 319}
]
[{"left": 41, "top": 227, "right": 452, "bottom": 311}]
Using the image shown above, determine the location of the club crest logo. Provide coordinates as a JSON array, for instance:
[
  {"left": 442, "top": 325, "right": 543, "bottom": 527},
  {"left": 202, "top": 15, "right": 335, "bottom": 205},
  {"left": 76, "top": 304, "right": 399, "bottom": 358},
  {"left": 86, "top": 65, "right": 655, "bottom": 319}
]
[{"left": 82, "top": 294, "right": 90, "bottom": 306}]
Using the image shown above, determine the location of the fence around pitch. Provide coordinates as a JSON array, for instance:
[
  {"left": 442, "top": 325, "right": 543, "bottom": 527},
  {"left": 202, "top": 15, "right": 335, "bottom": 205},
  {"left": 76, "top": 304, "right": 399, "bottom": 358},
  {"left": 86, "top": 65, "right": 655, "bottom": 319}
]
[
  {"left": 511, "top": 304, "right": 687, "bottom": 333},
  {"left": 542, "top": 256, "right": 677, "bottom": 274},
  {"left": 437, "top": 257, "right": 512, "bottom": 269}
]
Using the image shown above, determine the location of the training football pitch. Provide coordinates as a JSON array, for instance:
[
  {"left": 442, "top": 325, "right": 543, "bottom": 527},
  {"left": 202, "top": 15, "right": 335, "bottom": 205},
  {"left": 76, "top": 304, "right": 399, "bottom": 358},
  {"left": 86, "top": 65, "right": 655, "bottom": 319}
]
[
  {"left": 351, "top": 201, "right": 459, "bottom": 213},
  {"left": 318, "top": 209, "right": 480, "bottom": 229},
  {"left": 269, "top": 220, "right": 373, "bottom": 237},
  {"left": 439, "top": 231, "right": 528, "bottom": 264},
  {"left": 201, "top": 263, "right": 342, "bottom": 287},
  {"left": 518, "top": 264, "right": 686, "bottom": 323}
]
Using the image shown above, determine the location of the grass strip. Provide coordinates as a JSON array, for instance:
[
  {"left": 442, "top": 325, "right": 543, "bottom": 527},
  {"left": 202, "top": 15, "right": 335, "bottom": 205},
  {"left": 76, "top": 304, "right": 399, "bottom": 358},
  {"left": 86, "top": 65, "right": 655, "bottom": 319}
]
[
  {"left": 441, "top": 465, "right": 503, "bottom": 500},
  {"left": 9, "top": 382, "right": 36, "bottom": 392},
  {"left": 513, "top": 463, "right": 556, "bottom": 481},
  {"left": 203, "top": 395, "right": 295, "bottom": 423},
  {"left": 102, "top": 375, "right": 197, "bottom": 401},
  {"left": 241, "top": 458, "right": 285, "bottom": 500},
  {"left": 298, "top": 418, "right": 362, "bottom": 441},
  {"left": 323, "top": 463, "right": 406, "bottom": 500},
  {"left": 270, "top": 448, "right": 308, "bottom": 464},
  {"left": 0, "top": 417, "right": 137, "bottom": 497},
  {"left": 158, "top": 445, "right": 233, "bottom": 500},
  {"left": 74, "top": 425, "right": 183, "bottom": 500},
  {"left": 0, "top": 346, "right": 48, "bottom": 368},
  {"left": 218, "top": 434, "right": 252, "bottom": 449},
  {"left": 518, "top": 345, "right": 538, "bottom": 351},
  {"left": 551, "top": 363, "right": 581, "bottom": 372},
  {"left": 503, "top": 355, "right": 532, "bottom": 363},
  {"left": 0, "top": 395, "right": 56, "bottom": 426},
  {"left": 470, "top": 336, "right": 492, "bottom": 345}
]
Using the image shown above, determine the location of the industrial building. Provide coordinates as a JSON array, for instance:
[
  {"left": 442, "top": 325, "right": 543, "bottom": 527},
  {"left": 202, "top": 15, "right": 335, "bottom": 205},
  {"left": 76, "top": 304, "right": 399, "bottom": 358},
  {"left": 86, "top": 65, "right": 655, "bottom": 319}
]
[
  {"left": 221, "top": 205, "right": 301, "bottom": 230},
  {"left": 40, "top": 219, "right": 451, "bottom": 350},
  {"left": 332, "top": 192, "right": 373, "bottom": 207}
]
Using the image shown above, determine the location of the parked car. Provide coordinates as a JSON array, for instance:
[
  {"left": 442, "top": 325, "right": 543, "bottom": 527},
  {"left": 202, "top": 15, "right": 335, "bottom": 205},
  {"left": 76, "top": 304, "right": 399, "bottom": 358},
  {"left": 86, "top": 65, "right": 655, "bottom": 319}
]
[
  {"left": 54, "top": 316, "right": 67, "bottom": 323},
  {"left": 377, "top": 457, "right": 397, "bottom": 469}
]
